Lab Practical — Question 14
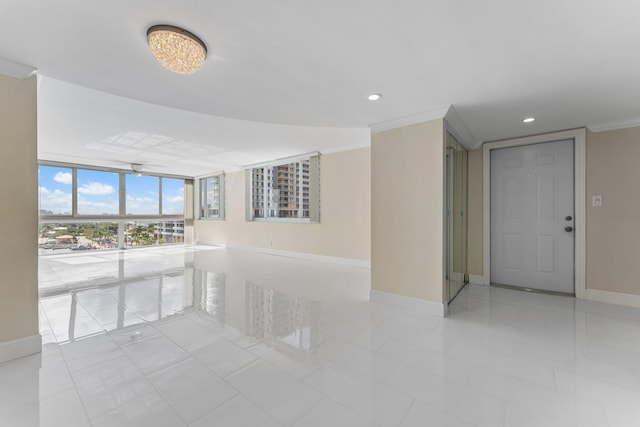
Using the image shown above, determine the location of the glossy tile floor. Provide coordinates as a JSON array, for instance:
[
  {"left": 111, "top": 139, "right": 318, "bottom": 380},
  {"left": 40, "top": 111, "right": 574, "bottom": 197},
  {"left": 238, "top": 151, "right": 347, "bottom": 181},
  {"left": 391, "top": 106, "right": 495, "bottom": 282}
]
[{"left": 1, "top": 246, "right": 640, "bottom": 426}]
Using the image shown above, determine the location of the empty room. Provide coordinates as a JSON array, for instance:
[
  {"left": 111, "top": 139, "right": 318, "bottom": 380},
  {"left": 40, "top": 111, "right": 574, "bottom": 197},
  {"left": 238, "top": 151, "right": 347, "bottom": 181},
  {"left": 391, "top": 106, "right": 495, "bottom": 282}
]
[{"left": 1, "top": 1, "right": 640, "bottom": 426}]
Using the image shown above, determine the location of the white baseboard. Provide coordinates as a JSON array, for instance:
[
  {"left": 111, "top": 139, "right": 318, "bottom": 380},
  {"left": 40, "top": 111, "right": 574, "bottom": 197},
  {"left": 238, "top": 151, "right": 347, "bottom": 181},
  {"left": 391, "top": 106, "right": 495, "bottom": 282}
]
[
  {"left": 198, "top": 242, "right": 371, "bottom": 269},
  {"left": 469, "top": 274, "right": 486, "bottom": 285},
  {"left": 370, "top": 290, "right": 447, "bottom": 317},
  {"left": 0, "top": 334, "right": 41, "bottom": 363},
  {"left": 583, "top": 289, "right": 640, "bottom": 309}
]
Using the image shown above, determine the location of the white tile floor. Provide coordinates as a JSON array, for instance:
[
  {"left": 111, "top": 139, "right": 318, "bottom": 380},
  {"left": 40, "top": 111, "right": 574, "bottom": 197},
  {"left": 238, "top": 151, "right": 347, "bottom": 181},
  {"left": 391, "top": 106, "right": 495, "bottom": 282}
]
[{"left": 1, "top": 245, "right": 640, "bottom": 426}]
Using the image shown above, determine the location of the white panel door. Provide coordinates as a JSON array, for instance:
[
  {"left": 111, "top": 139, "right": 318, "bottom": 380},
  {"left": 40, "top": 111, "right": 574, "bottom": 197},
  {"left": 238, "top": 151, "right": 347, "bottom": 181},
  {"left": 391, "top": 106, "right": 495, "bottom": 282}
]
[{"left": 491, "top": 140, "right": 574, "bottom": 293}]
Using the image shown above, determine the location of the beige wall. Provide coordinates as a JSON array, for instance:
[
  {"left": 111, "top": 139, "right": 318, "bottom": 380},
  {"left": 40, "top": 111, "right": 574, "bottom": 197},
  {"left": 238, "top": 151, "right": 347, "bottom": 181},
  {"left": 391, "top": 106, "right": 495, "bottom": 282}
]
[
  {"left": 467, "top": 148, "right": 483, "bottom": 276},
  {"left": 465, "top": 127, "right": 640, "bottom": 298},
  {"left": 0, "top": 75, "right": 39, "bottom": 344},
  {"left": 586, "top": 127, "right": 640, "bottom": 295},
  {"left": 194, "top": 147, "right": 371, "bottom": 261},
  {"left": 371, "top": 120, "right": 445, "bottom": 303}
]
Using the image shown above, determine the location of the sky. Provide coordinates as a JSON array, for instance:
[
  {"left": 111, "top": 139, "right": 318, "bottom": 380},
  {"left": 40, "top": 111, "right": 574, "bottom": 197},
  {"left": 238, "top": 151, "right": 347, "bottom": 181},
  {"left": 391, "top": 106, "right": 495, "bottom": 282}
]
[{"left": 39, "top": 166, "right": 184, "bottom": 216}]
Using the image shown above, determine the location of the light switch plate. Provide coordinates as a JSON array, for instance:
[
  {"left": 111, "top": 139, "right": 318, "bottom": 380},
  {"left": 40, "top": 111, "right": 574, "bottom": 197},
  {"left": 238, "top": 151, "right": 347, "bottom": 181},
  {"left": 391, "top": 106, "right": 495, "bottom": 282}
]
[{"left": 592, "top": 195, "right": 602, "bottom": 207}]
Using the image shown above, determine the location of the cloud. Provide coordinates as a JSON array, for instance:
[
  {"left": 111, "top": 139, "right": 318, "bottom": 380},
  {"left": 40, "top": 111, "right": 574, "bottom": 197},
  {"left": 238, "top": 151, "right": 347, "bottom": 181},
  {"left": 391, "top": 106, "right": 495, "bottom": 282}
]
[
  {"left": 162, "top": 192, "right": 184, "bottom": 215},
  {"left": 164, "top": 195, "right": 184, "bottom": 203},
  {"left": 53, "top": 172, "right": 72, "bottom": 185},
  {"left": 78, "top": 182, "right": 115, "bottom": 195},
  {"left": 126, "top": 194, "right": 159, "bottom": 214},
  {"left": 77, "top": 199, "right": 118, "bottom": 215},
  {"left": 39, "top": 186, "right": 72, "bottom": 214}
]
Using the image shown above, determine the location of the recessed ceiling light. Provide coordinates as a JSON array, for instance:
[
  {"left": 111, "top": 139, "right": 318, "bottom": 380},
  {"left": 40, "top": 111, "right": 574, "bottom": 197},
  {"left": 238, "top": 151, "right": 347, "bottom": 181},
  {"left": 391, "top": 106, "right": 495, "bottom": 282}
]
[
  {"left": 367, "top": 93, "right": 382, "bottom": 101},
  {"left": 147, "top": 25, "right": 207, "bottom": 74},
  {"left": 523, "top": 117, "right": 535, "bottom": 123}
]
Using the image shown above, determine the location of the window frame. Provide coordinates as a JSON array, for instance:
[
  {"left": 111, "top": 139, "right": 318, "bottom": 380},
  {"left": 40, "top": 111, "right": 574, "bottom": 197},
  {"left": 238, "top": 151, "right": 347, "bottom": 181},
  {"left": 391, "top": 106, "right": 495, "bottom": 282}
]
[
  {"left": 195, "top": 173, "right": 225, "bottom": 221},
  {"left": 37, "top": 165, "right": 74, "bottom": 217},
  {"left": 245, "top": 153, "right": 320, "bottom": 223},
  {"left": 38, "top": 161, "right": 186, "bottom": 222}
]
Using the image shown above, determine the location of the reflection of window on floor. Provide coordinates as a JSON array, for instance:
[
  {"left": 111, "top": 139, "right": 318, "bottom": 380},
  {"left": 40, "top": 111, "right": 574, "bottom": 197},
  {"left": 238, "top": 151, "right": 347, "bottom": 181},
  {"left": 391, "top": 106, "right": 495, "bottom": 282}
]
[
  {"left": 39, "top": 266, "right": 223, "bottom": 343},
  {"left": 40, "top": 268, "right": 190, "bottom": 343},
  {"left": 39, "top": 261, "right": 321, "bottom": 350},
  {"left": 191, "top": 270, "right": 225, "bottom": 320},
  {"left": 244, "top": 281, "right": 321, "bottom": 351}
]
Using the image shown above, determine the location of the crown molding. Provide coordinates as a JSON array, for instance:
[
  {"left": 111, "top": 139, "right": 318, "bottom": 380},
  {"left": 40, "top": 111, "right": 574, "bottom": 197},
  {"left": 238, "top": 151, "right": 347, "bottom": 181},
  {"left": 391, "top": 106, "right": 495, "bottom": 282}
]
[
  {"left": 0, "top": 58, "right": 37, "bottom": 79},
  {"left": 587, "top": 117, "right": 640, "bottom": 133},
  {"left": 369, "top": 107, "right": 450, "bottom": 133},
  {"left": 444, "top": 106, "right": 480, "bottom": 149},
  {"left": 321, "top": 140, "right": 371, "bottom": 155}
]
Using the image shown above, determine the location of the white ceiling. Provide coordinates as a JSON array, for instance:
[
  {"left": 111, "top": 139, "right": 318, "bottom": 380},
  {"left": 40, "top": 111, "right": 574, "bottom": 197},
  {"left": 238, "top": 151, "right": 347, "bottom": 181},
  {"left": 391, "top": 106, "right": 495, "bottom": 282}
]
[
  {"left": 2, "top": 0, "right": 640, "bottom": 175},
  {"left": 37, "top": 77, "right": 369, "bottom": 177}
]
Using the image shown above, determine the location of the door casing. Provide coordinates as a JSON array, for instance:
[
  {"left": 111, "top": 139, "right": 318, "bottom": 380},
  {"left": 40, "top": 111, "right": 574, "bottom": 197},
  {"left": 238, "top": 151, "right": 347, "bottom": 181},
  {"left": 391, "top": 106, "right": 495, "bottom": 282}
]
[{"left": 482, "top": 129, "right": 586, "bottom": 299}]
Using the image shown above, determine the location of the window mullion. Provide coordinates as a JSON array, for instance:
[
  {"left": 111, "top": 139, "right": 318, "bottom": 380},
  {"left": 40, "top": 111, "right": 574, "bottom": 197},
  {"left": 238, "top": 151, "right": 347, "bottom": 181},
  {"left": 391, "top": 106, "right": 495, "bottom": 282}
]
[
  {"left": 298, "top": 162, "right": 303, "bottom": 218},
  {"left": 264, "top": 168, "right": 269, "bottom": 218},
  {"left": 72, "top": 167, "right": 78, "bottom": 216},
  {"left": 159, "top": 177, "right": 163, "bottom": 215},
  {"left": 119, "top": 173, "right": 126, "bottom": 216}
]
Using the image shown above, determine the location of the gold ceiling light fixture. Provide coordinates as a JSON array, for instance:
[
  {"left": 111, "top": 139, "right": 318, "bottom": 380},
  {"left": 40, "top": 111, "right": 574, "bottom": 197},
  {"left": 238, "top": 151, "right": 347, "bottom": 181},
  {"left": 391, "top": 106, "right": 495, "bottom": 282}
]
[{"left": 147, "top": 25, "right": 207, "bottom": 75}]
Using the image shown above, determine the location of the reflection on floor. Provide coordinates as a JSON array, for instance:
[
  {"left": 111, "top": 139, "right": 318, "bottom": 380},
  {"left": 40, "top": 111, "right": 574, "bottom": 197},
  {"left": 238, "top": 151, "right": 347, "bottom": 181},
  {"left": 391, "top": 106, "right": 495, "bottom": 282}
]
[
  {"left": 39, "top": 248, "right": 320, "bottom": 350},
  {"left": 1, "top": 245, "right": 640, "bottom": 426}
]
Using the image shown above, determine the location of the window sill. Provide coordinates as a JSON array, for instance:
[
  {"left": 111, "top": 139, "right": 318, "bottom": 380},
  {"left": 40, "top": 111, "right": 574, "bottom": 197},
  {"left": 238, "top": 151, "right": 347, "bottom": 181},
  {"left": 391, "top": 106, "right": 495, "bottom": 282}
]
[{"left": 248, "top": 218, "right": 319, "bottom": 224}]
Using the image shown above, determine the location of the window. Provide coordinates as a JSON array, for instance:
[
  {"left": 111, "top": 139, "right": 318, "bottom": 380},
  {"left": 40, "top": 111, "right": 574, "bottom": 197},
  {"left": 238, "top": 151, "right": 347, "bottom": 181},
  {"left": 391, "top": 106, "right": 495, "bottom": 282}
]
[
  {"left": 38, "top": 222, "right": 120, "bottom": 255},
  {"left": 162, "top": 178, "right": 184, "bottom": 215},
  {"left": 38, "top": 165, "right": 72, "bottom": 215},
  {"left": 247, "top": 153, "right": 319, "bottom": 222},
  {"left": 38, "top": 163, "right": 187, "bottom": 252},
  {"left": 77, "top": 169, "right": 119, "bottom": 215},
  {"left": 125, "top": 220, "right": 185, "bottom": 247},
  {"left": 39, "top": 165, "right": 185, "bottom": 218},
  {"left": 150, "top": 220, "right": 185, "bottom": 244},
  {"left": 126, "top": 174, "right": 159, "bottom": 215},
  {"left": 199, "top": 174, "right": 224, "bottom": 219}
]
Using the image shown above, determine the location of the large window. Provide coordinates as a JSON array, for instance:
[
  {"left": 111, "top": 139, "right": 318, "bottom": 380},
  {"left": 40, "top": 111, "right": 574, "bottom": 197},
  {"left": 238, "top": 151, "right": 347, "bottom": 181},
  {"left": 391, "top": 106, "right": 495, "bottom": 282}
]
[
  {"left": 199, "top": 174, "right": 224, "bottom": 219},
  {"left": 247, "top": 153, "right": 320, "bottom": 222},
  {"left": 39, "top": 164, "right": 185, "bottom": 218},
  {"left": 38, "top": 163, "right": 187, "bottom": 252}
]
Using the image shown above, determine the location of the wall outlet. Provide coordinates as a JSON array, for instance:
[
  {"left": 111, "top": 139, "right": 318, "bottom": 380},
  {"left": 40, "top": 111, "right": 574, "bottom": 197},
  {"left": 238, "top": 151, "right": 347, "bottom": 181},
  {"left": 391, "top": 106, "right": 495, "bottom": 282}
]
[{"left": 592, "top": 195, "right": 603, "bottom": 207}]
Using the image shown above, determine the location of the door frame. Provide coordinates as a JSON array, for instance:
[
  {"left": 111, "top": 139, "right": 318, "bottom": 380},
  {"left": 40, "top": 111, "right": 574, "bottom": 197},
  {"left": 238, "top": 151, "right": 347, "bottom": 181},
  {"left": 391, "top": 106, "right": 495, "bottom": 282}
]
[
  {"left": 445, "top": 148, "right": 454, "bottom": 283},
  {"left": 482, "top": 128, "right": 586, "bottom": 299}
]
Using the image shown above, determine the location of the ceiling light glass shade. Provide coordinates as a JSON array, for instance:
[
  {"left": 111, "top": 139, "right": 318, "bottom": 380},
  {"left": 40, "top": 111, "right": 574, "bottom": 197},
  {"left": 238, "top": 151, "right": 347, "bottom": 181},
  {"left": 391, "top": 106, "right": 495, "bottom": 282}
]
[{"left": 147, "top": 25, "right": 207, "bottom": 74}]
